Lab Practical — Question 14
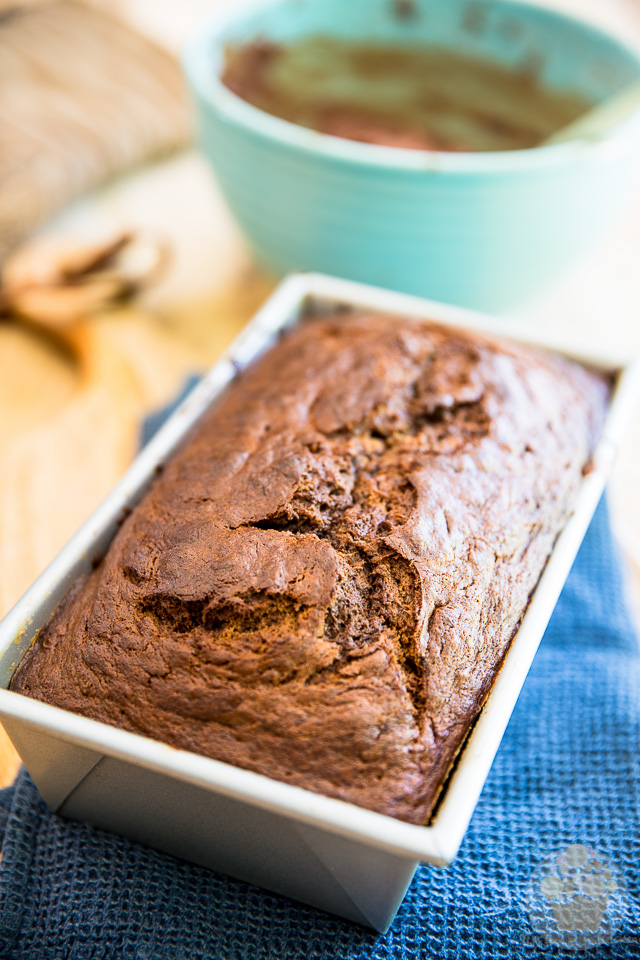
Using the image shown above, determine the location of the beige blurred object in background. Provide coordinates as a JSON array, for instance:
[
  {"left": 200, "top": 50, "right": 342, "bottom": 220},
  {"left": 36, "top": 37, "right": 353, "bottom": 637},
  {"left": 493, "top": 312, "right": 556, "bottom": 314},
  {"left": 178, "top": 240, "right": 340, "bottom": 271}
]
[
  {"left": 0, "top": 0, "right": 190, "bottom": 259},
  {"left": 0, "top": 0, "right": 639, "bottom": 785}
]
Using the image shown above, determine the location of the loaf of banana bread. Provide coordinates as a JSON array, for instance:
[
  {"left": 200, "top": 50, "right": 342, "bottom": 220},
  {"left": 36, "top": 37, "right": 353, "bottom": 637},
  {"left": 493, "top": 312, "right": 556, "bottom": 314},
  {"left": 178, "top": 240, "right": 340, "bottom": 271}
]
[{"left": 11, "top": 310, "right": 609, "bottom": 824}]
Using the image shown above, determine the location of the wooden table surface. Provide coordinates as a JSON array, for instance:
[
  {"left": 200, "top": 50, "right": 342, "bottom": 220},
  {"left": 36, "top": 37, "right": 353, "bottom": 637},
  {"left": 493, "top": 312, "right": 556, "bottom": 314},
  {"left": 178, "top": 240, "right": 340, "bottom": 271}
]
[{"left": 1, "top": 0, "right": 640, "bottom": 786}]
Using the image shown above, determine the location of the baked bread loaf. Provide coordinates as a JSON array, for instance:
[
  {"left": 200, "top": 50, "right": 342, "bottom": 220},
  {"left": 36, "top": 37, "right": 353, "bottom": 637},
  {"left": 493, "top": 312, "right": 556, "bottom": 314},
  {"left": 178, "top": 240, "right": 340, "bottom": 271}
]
[{"left": 11, "top": 310, "right": 609, "bottom": 825}]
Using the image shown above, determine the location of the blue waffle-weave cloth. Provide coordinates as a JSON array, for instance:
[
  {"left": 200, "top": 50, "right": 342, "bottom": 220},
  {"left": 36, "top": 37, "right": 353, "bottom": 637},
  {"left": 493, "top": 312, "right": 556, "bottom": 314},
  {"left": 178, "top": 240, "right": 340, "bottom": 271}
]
[{"left": 0, "top": 476, "right": 637, "bottom": 957}]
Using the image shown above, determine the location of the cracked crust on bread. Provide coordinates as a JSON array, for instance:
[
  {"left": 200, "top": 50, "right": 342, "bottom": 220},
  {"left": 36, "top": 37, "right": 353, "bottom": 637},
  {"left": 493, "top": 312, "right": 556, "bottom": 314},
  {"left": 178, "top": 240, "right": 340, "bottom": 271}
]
[{"left": 11, "top": 311, "right": 609, "bottom": 824}]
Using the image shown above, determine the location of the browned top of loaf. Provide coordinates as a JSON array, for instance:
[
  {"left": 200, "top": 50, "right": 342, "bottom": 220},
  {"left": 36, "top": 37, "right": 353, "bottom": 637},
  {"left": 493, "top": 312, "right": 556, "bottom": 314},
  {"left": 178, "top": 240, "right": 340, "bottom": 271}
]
[{"left": 11, "top": 311, "right": 609, "bottom": 824}]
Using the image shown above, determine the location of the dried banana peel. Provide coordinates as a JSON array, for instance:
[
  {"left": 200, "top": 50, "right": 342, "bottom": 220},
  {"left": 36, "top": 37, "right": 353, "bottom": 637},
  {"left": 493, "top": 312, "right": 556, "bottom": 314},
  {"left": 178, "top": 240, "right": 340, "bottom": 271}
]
[{"left": 0, "top": 233, "right": 169, "bottom": 329}]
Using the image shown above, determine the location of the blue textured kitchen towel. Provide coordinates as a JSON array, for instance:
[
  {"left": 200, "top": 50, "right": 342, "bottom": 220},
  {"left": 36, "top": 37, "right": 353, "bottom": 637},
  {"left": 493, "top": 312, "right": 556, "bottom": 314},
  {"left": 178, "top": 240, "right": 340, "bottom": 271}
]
[{"left": 0, "top": 393, "right": 638, "bottom": 957}]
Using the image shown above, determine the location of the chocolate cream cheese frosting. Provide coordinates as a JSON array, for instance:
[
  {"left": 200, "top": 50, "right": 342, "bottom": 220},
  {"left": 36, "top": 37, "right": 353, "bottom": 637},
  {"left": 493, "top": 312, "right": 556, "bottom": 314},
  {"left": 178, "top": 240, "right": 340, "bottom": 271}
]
[{"left": 11, "top": 311, "right": 609, "bottom": 825}]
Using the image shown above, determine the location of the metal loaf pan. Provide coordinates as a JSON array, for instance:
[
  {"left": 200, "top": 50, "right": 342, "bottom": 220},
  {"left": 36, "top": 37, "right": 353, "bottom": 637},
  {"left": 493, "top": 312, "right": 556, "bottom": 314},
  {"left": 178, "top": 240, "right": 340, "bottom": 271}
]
[{"left": 0, "top": 274, "right": 637, "bottom": 933}]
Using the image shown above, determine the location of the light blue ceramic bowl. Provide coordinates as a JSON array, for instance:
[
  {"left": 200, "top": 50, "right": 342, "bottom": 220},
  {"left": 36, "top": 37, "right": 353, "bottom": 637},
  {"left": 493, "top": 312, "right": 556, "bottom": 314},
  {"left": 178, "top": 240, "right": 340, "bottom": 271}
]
[{"left": 184, "top": 0, "right": 640, "bottom": 311}]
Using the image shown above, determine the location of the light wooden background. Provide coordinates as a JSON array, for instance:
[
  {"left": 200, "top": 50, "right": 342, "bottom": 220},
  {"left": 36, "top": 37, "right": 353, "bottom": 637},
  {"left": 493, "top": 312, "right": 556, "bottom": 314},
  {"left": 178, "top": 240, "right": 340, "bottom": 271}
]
[{"left": 1, "top": 0, "right": 640, "bottom": 786}]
